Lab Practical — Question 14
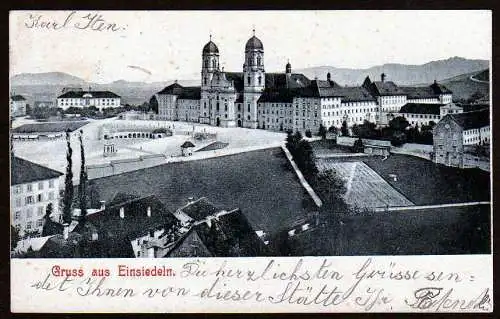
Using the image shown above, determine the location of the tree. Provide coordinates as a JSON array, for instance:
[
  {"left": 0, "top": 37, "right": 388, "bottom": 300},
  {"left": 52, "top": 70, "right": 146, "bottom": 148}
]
[
  {"left": 341, "top": 120, "right": 349, "bottom": 136},
  {"left": 149, "top": 95, "right": 159, "bottom": 114},
  {"left": 389, "top": 116, "right": 410, "bottom": 132},
  {"left": 318, "top": 124, "right": 327, "bottom": 139},
  {"left": 390, "top": 131, "right": 407, "bottom": 147},
  {"left": 305, "top": 129, "right": 312, "bottom": 138},
  {"left": 62, "top": 129, "right": 74, "bottom": 224},
  {"left": 328, "top": 125, "right": 337, "bottom": 133},
  {"left": 11, "top": 225, "right": 20, "bottom": 249},
  {"left": 353, "top": 137, "right": 364, "bottom": 153},
  {"left": 78, "top": 130, "right": 88, "bottom": 222}
]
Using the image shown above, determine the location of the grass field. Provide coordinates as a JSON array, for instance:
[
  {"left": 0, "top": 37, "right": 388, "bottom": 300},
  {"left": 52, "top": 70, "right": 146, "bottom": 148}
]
[
  {"left": 286, "top": 203, "right": 491, "bottom": 256},
  {"left": 316, "top": 160, "right": 414, "bottom": 208},
  {"left": 318, "top": 154, "right": 490, "bottom": 205},
  {"left": 88, "top": 148, "right": 315, "bottom": 235}
]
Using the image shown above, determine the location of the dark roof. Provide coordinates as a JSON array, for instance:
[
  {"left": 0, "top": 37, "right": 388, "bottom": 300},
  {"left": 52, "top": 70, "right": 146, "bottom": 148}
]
[
  {"left": 401, "top": 86, "right": 438, "bottom": 99},
  {"left": 370, "top": 81, "right": 407, "bottom": 96},
  {"left": 157, "top": 82, "right": 184, "bottom": 95},
  {"left": 178, "top": 86, "right": 201, "bottom": 100},
  {"left": 225, "top": 72, "right": 245, "bottom": 91},
  {"left": 265, "top": 73, "right": 311, "bottom": 89},
  {"left": 179, "top": 197, "right": 220, "bottom": 221},
  {"left": 245, "top": 35, "right": 264, "bottom": 51},
  {"left": 11, "top": 95, "right": 26, "bottom": 101},
  {"left": 257, "top": 88, "right": 296, "bottom": 103},
  {"left": 449, "top": 109, "right": 489, "bottom": 130},
  {"left": 169, "top": 209, "right": 267, "bottom": 257},
  {"left": 459, "top": 104, "right": 490, "bottom": 113},
  {"left": 330, "top": 86, "right": 376, "bottom": 102},
  {"left": 57, "top": 91, "right": 120, "bottom": 99},
  {"left": 202, "top": 41, "right": 219, "bottom": 54},
  {"left": 11, "top": 157, "right": 63, "bottom": 185},
  {"left": 12, "top": 121, "right": 89, "bottom": 133},
  {"left": 180, "top": 141, "right": 195, "bottom": 148},
  {"left": 399, "top": 103, "right": 444, "bottom": 115},
  {"left": 81, "top": 194, "right": 178, "bottom": 257}
]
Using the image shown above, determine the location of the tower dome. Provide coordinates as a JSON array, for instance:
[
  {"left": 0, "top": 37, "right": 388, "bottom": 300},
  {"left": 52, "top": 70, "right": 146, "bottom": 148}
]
[
  {"left": 202, "top": 40, "right": 219, "bottom": 54},
  {"left": 245, "top": 35, "right": 263, "bottom": 51}
]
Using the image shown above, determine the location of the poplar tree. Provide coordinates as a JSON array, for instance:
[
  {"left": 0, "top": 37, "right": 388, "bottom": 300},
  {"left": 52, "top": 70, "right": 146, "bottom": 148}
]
[
  {"left": 78, "top": 130, "right": 88, "bottom": 221},
  {"left": 62, "top": 129, "right": 74, "bottom": 223}
]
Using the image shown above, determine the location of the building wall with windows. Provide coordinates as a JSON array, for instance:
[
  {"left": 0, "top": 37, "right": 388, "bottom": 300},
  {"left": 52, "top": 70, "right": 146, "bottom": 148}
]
[
  {"left": 57, "top": 91, "right": 121, "bottom": 111},
  {"left": 433, "top": 118, "right": 464, "bottom": 167},
  {"left": 11, "top": 177, "right": 61, "bottom": 237}
]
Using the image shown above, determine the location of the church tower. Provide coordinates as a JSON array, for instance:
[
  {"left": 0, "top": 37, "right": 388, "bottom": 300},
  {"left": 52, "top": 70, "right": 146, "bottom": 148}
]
[
  {"left": 200, "top": 35, "right": 220, "bottom": 124},
  {"left": 243, "top": 29, "right": 265, "bottom": 128}
]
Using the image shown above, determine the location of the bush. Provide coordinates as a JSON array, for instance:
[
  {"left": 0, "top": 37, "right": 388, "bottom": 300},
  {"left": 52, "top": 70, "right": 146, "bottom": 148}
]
[
  {"left": 391, "top": 131, "right": 407, "bottom": 146},
  {"left": 305, "top": 129, "right": 312, "bottom": 138}
]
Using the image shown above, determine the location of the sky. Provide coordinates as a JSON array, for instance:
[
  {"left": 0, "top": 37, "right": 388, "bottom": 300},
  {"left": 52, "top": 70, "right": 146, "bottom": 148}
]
[{"left": 10, "top": 10, "right": 492, "bottom": 84}]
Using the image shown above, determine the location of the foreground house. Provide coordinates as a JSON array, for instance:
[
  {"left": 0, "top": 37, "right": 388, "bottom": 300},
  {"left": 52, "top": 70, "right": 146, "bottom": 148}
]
[
  {"left": 10, "top": 156, "right": 63, "bottom": 237},
  {"left": 433, "top": 109, "right": 490, "bottom": 168}
]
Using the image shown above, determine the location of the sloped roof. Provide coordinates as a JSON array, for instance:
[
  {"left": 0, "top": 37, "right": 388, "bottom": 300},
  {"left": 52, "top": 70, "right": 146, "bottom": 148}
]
[
  {"left": 157, "top": 82, "right": 184, "bottom": 95},
  {"left": 11, "top": 157, "right": 63, "bottom": 185},
  {"left": 57, "top": 91, "right": 120, "bottom": 99},
  {"left": 401, "top": 86, "right": 438, "bottom": 99},
  {"left": 180, "top": 141, "right": 195, "bottom": 148},
  {"left": 11, "top": 95, "right": 26, "bottom": 101},
  {"left": 399, "top": 103, "right": 444, "bottom": 115},
  {"left": 12, "top": 121, "right": 89, "bottom": 133},
  {"left": 179, "top": 197, "right": 220, "bottom": 221},
  {"left": 168, "top": 208, "right": 267, "bottom": 257},
  {"left": 178, "top": 86, "right": 201, "bottom": 100},
  {"left": 257, "top": 88, "right": 296, "bottom": 103},
  {"left": 448, "top": 109, "right": 489, "bottom": 130},
  {"left": 202, "top": 41, "right": 219, "bottom": 54},
  {"left": 332, "top": 86, "right": 376, "bottom": 102},
  {"left": 371, "top": 81, "right": 407, "bottom": 96}
]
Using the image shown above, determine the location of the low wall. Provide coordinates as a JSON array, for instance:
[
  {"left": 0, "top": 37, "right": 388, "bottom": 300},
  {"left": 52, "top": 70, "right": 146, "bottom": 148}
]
[{"left": 86, "top": 154, "right": 167, "bottom": 180}]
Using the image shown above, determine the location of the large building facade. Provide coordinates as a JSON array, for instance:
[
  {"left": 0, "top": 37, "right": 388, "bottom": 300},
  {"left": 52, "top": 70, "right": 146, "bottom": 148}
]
[
  {"left": 57, "top": 90, "right": 121, "bottom": 111},
  {"left": 156, "top": 34, "right": 453, "bottom": 134}
]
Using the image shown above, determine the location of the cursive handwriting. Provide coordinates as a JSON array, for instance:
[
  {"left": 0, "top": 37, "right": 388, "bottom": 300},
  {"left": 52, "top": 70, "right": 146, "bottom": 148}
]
[
  {"left": 24, "top": 11, "right": 125, "bottom": 32},
  {"left": 405, "top": 287, "right": 491, "bottom": 311}
]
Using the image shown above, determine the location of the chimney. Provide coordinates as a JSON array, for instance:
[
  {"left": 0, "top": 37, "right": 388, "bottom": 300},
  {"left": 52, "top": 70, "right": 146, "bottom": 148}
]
[
  {"left": 327, "top": 72, "right": 331, "bottom": 82},
  {"left": 63, "top": 223, "right": 69, "bottom": 240},
  {"left": 381, "top": 73, "right": 386, "bottom": 82},
  {"left": 119, "top": 207, "right": 125, "bottom": 219},
  {"left": 147, "top": 206, "right": 151, "bottom": 217},
  {"left": 100, "top": 200, "right": 106, "bottom": 210}
]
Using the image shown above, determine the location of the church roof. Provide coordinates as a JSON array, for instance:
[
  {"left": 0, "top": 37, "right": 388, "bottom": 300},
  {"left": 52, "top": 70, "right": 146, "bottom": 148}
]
[
  {"left": 245, "top": 35, "right": 263, "bottom": 51},
  {"left": 157, "top": 82, "right": 184, "bottom": 95},
  {"left": 202, "top": 41, "right": 219, "bottom": 54},
  {"left": 178, "top": 86, "right": 201, "bottom": 99}
]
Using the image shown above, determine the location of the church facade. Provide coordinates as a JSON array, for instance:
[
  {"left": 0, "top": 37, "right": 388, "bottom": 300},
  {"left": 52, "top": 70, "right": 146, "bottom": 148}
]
[{"left": 156, "top": 33, "right": 453, "bottom": 133}]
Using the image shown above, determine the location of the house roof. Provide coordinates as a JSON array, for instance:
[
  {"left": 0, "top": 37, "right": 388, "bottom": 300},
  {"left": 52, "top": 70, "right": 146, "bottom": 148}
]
[
  {"left": 11, "top": 156, "right": 63, "bottom": 185},
  {"left": 257, "top": 88, "right": 296, "bottom": 103},
  {"left": 332, "top": 86, "right": 376, "bottom": 102},
  {"left": 401, "top": 86, "right": 438, "bottom": 99},
  {"left": 448, "top": 109, "right": 489, "bottom": 130},
  {"left": 78, "top": 193, "right": 178, "bottom": 257},
  {"left": 178, "top": 197, "right": 220, "bottom": 221},
  {"left": 168, "top": 208, "right": 267, "bottom": 257},
  {"left": 57, "top": 91, "right": 120, "bottom": 99},
  {"left": 11, "top": 95, "right": 26, "bottom": 101},
  {"left": 399, "top": 103, "right": 445, "bottom": 115},
  {"left": 180, "top": 141, "right": 195, "bottom": 148}
]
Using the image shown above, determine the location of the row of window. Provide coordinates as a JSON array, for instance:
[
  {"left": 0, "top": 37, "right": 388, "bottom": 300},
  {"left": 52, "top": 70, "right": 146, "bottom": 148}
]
[
  {"left": 12, "top": 180, "right": 55, "bottom": 194},
  {"left": 404, "top": 114, "right": 440, "bottom": 120},
  {"left": 15, "top": 192, "right": 55, "bottom": 206}
]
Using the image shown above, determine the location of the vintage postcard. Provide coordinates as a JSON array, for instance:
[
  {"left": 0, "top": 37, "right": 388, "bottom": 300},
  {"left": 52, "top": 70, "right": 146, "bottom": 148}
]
[{"left": 9, "top": 10, "right": 492, "bottom": 313}]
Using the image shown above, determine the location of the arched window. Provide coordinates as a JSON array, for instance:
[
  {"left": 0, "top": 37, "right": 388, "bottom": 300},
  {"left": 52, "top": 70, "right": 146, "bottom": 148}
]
[
  {"left": 248, "top": 57, "right": 251, "bottom": 65},
  {"left": 237, "top": 104, "right": 241, "bottom": 111},
  {"left": 247, "top": 77, "right": 251, "bottom": 85},
  {"left": 216, "top": 102, "right": 219, "bottom": 111},
  {"left": 212, "top": 59, "right": 216, "bottom": 68},
  {"left": 247, "top": 104, "right": 250, "bottom": 112},
  {"left": 204, "top": 77, "right": 207, "bottom": 85},
  {"left": 258, "top": 76, "right": 262, "bottom": 86},
  {"left": 225, "top": 104, "right": 228, "bottom": 112},
  {"left": 257, "top": 56, "right": 261, "bottom": 66},
  {"left": 204, "top": 59, "right": 209, "bottom": 68},
  {"left": 247, "top": 115, "right": 251, "bottom": 120}
]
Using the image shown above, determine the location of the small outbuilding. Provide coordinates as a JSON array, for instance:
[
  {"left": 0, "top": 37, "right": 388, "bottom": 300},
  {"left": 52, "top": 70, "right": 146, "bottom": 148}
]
[{"left": 180, "top": 141, "right": 195, "bottom": 156}]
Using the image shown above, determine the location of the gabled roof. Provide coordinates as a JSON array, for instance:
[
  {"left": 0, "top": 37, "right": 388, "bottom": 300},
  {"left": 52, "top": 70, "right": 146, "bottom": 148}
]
[
  {"left": 257, "top": 88, "right": 296, "bottom": 103},
  {"left": 168, "top": 208, "right": 267, "bottom": 257},
  {"left": 333, "top": 86, "right": 376, "bottom": 102},
  {"left": 399, "top": 103, "right": 444, "bottom": 115},
  {"left": 180, "top": 141, "right": 195, "bottom": 148},
  {"left": 11, "top": 157, "right": 63, "bottom": 185},
  {"left": 11, "top": 95, "right": 26, "bottom": 101},
  {"left": 178, "top": 197, "right": 220, "bottom": 221},
  {"left": 370, "top": 81, "right": 407, "bottom": 96},
  {"left": 448, "top": 109, "right": 489, "bottom": 130},
  {"left": 401, "top": 86, "right": 438, "bottom": 99},
  {"left": 157, "top": 82, "right": 184, "bottom": 95},
  {"left": 57, "top": 91, "right": 120, "bottom": 99}
]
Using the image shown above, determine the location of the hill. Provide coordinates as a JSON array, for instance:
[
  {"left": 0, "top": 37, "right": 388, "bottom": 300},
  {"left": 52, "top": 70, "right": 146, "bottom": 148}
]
[{"left": 439, "top": 69, "right": 489, "bottom": 103}]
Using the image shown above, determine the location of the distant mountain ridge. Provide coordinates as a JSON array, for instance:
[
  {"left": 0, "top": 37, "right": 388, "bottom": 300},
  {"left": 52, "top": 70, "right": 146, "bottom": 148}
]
[{"left": 10, "top": 56, "right": 489, "bottom": 105}]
